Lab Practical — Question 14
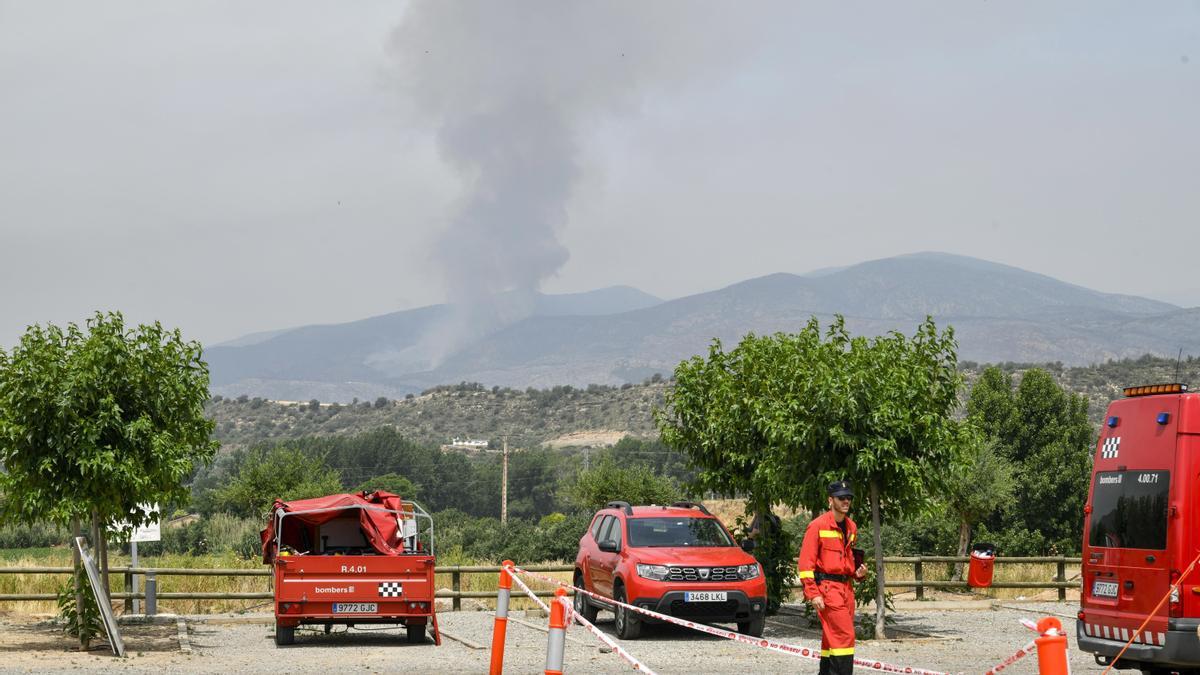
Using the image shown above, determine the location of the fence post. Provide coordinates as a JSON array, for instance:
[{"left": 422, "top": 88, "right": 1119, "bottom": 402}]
[
  {"left": 145, "top": 572, "right": 157, "bottom": 616},
  {"left": 915, "top": 557, "right": 924, "bottom": 601},
  {"left": 453, "top": 570, "right": 461, "bottom": 612},
  {"left": 544, "top": 588, "right": 567, "bottom": 675},
  {"left": 1057, "top": 557, "right": 1066, "bottom": 601},
  {"left": 489, "top": 560, "right": 514, "bottom": 675},
  {"left": 123, "top": 571, "right": 133, "bottom": 614}
]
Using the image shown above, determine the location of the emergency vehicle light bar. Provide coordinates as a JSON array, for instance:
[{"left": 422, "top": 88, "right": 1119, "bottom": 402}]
[{"left": 1123, "top": 383, "right": 1188, "bottom": 397}]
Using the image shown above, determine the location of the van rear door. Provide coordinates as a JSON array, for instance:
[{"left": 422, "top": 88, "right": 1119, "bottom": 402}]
[{"left": 1081, "top": 395, "right": 1179, "bottom": 647}]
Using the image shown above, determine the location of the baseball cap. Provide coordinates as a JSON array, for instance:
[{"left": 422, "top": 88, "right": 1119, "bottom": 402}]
[{"left": 827, "top": 480, "right": 854, "bottom": 498}]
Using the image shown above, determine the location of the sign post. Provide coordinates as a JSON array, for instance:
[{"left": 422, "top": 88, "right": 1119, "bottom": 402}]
[{"left": 119, "top": 504, "right": 161, "bottom": 614}]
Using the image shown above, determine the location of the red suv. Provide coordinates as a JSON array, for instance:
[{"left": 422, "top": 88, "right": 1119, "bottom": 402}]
[{"left": 572, "top": 501, "right": 767, "bottom": 639}]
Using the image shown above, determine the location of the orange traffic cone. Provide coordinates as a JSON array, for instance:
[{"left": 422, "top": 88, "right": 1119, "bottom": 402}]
[{"left": 1034, "top": 616, "right": 1069, "bottom": 675}]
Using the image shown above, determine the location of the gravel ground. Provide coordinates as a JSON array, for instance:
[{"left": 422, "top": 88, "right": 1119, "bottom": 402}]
[{"left": 0, "top": 602, "right": 1116, "bottom": 674}]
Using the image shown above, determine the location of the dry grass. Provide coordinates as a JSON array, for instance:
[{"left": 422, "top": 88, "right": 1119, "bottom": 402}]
[
  {"left": 700, "top": 499, "right": 808, "bottom": 531},
  {"left": 0, "top": 548, "right": 267, "bottom": 616},
  {"left": 881, "top": 560, "right": 1077, "bottom": 601},
  {"left": 0, "top": 548, "right": 573, "bottom": 617},
  {"left": 1, "top": 547, "right": 1074, "bottom": 617}
]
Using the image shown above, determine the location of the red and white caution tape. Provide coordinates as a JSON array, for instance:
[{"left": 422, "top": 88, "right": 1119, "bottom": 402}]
[
  {"left": 506, "top": 566, "right": 551, "bottom": 614},
  {"left": 508, "top": 565, "right": 952, "bottom": 675},
  {"left": 981, "top": 637, "right": 1037, "bottom": 674},
  {"left": 557, "top": 595, "right": 660, "bottom": 674}
]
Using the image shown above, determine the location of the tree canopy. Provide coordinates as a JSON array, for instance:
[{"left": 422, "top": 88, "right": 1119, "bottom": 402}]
[
  {"left": 0, "top": 312, "right": 217, "bottom": 531},
  {"left": 967, "top": 366, "right": 1093, "bottom": 554},
  {"left": 657, "top": 315, "right": 963, "bottom": 634},
  {"left": 212, "top": 447, "right": 343, "bottom": 518},
  {"left": 562, "top": 459, "right": 681, "bottom": 511}
]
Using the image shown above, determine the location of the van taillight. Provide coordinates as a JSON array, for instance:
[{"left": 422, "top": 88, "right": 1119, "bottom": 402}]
[{"left": 1170, "top": 569, "right": 1182, "bottom": 618}]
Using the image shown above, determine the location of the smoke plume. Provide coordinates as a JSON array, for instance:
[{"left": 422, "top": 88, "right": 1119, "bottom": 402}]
[{"left": 385, "top": 1, "right": 778, "bottom": 370}]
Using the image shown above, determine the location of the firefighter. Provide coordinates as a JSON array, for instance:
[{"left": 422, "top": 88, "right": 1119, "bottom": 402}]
[{"left": 797, "top": 480, "right": 867, "bottom": 675}]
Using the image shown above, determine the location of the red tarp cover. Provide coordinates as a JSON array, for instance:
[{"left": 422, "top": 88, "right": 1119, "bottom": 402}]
[{"left": 260, "top": 491, "right": 411, "bottom": 564}]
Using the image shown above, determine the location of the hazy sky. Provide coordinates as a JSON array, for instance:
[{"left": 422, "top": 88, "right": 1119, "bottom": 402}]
[{"left": 3, "top": 1, "right": 1198, "bottom": 348}]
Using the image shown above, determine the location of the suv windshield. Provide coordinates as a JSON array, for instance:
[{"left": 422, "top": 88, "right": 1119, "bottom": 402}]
[
  {"left": 627, "top": 517, "right": 733, "bottom": 548},
  {"left": 1089, "top": 470, "right": 1170, "bottom": 550}
]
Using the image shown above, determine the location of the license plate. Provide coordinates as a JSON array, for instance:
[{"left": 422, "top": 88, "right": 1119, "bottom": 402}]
[
  {"left": 333, "top": 602, "right": 378, "bottom": 613},
  {"left": 1092, "top": 581, "right": 1119, "bottom": 598},
  {"left": 684, "top": 591, "right": 727, "bottom": 602}
]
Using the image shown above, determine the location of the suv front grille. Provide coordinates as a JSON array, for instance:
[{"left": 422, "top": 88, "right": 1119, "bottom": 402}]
[{"left": 666, "top": 566, "right": 740, "bottom": 582}]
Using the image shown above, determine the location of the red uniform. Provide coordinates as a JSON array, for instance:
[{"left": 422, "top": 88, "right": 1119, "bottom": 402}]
[{"left": 798, "top": 510, "right": 859, "bottom": 675}]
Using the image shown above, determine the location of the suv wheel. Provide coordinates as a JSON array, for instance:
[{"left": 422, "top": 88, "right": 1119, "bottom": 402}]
[
  {"left": 738, "top": 613, "right": 765, "bottom": 638},
  {"left": 573, "top": 572, "right": 598, "bottom": 623},
  {"left": 613, "top": 584, "right": 642, "bottom": 640}
]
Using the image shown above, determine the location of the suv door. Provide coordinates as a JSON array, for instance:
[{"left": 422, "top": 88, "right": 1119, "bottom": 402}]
[{"left": 591, "top": 515, "right": 622, "bottom": 597}]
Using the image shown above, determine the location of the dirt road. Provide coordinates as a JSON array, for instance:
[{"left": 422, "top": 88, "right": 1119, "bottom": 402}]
[{"left": 0, "top": 602, "right": 1114, "bottom": 673}]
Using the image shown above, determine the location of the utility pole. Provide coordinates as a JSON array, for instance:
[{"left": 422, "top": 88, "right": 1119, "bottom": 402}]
[
  {"left": 583, "top": 446, "right": 590, "bottom": 472},
  {"left": 501, "top": 436, "right": 509, "bottom": 525}
]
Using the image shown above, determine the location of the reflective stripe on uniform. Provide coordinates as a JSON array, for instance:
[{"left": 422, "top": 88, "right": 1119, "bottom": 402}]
[
  {"left": 820, "top": 647, "right": 854, "bottom": 656},
  {"left": 818, "top": 530, "right": 842, "bottom": 538},
  {"left": 797, "top": 570, "right": 814, "bottom": 579}
]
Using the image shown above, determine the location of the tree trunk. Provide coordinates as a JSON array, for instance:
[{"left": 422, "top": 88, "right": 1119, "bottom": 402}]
[
  {"left": 99, "top": 522, "right": 110, "bottom": 598},
  {"left": 71, "top": 516, "right": 86, "bottom": 650},
  {"left": 953, "top": 520, "right": 971, "bottom": 582},
  {"left": 870, "top": 478, "right": 885, "bottom": 640}
]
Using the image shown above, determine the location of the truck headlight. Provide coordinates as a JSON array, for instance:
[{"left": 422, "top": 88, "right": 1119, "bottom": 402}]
[
  {"left": 636, "top": 564, "right": 670, "bottom": 581},
  {"left": 738, "top": 564, "right": 761, "bottom": 580}
]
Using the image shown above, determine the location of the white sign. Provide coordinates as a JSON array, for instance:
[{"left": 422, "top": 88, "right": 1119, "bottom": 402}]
[{"left": 117, "top": 503, "right": 162, "bottom": 543}]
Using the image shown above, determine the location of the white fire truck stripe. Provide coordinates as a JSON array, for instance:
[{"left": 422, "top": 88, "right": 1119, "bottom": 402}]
[
  {"left": 1159, "top": 632, "right": 1166, "bottom": 645},
  {"left": 1102, "top": 625, "right": 1110, "bottom": 639},
  {"left": 1084, "top": 624, "right": 1091, "bottom": 636}
]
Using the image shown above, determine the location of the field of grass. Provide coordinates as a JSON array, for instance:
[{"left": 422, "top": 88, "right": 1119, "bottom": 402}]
[
  {"left": 0, "top": 547, "right": 573, "bottom": 617},
  {"left": 0, "top": 546, "right": 1074, "bottom": 617}
]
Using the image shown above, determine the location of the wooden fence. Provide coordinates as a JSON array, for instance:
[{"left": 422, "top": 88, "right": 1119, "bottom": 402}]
[{"left": 0, "top": 556, "right": 1080, "bottom": 612}]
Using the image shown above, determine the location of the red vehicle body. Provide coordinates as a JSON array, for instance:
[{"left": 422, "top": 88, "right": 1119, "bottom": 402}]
[
  {"left": 1078, "top": 383, "right": 1200, "bottom": 673},
  {"left": 261, "top": 491, "right": 441, "bottom": 646},
  {"left": 572, "top": 501, "right": 767, "bottom": 639}
]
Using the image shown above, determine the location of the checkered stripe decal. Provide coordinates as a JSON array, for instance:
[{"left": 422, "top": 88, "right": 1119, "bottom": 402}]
[
  {"left": 1083, "top": 622, "right": 1165, "bottom": 646},
  {"left": 378, "top": 582, "right": 403, "bottom": 597},
  {"left": 1101, "top": 437, "right": 1120, "bottom": 459}
]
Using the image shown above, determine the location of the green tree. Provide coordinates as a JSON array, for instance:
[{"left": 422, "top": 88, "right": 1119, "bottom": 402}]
[
  {"left": 212, "top": 447, "right": 342, "bottom": 518},
  {"left": 943, "top": 427, "right": 1015, "bottom": 579},
  {"left": 0, "top": 312, "right": 217, "bottom": 645},
  {"left": 562, "top": 459, "right": 681, "bottom": 511},
  {"left": 658, "top": 316, "right": 962, "bottom": 637},
  {"left": 967, "top": 367, "right": 1093, "bottom": 554},
  {"left": 355, "top": 473, "right": 420, "bottom": 500}
]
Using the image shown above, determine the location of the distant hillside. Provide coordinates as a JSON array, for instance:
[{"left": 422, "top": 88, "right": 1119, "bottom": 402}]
[
  {"left": 208, "top": 380, "right": 669, "bottom": 451},
  {"left": 205, "top": 252, "right": 1200, "bottom": 402},
  {"left": 206, "top": 355, "right": 1200, "bottom": 450}
]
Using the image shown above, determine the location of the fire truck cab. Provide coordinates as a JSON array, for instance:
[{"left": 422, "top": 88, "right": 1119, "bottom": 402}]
[
  {"left": 1079, "top": 383, "right": 1200, "bottom": 673},
  {"left": 261, "top": 491, "right": 440, "bottom": 647}
]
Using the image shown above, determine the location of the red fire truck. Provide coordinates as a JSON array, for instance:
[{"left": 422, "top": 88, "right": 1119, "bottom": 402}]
[
  {"left": 261, "top": 491, "right": 441, "bottom": 646},
  {"left": 1078, "top": 383, "right": 1200, "bottom": 672}
]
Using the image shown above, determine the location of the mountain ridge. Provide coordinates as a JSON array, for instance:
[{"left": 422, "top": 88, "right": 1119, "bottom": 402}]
[{"left": 205, "top": 252, "right": 1198, "bottom": 401}]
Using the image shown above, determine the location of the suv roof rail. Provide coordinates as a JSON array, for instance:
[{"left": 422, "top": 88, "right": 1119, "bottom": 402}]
[
  {"left": 605, "top": 500, "right": 634, "bottom": 516},
  {"left": 670, "top": 501, "right": 711, "bottom": 515}
]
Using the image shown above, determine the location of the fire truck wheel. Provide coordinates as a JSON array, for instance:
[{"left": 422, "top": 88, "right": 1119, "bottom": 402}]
[
  {"left": 614, "top": 585, "right": 641, "bottom": 640},
  {"left": 274, "top": 623, "right": 295, "bottom": 646},
  {"left": 406, "top": 623, "right": 426, "bottom": 644},
  {"left": 573, "top": 572, "right": 598, "bottom": 623}
]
